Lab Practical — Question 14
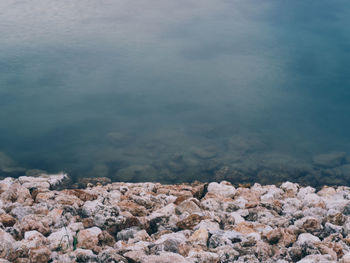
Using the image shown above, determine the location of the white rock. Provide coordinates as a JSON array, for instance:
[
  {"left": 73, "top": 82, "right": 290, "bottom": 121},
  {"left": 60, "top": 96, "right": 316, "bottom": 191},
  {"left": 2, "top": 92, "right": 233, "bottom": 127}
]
[
  {"left": 47, "top": 227, "right": 74, "bottom": 250},
  {"left": 141, "top": 252, "right": 190, "bottom": 263},
  {"left": 296, "top": 233, "right": 320, "bottom": 246},
  {"left": 207, "top": 182, "right": 236, "bottom": 198},
  {"left": 228, "top": 212, "right": 245, "bottom": 224},
  {"left": 194, "top": 220, "right": 220, "bottom": 232},
  {"left": 297, "top": 254, "right": 336, "bottom": 263},
  {"left": 281, "top": 181, "right": 299, "bottom": 194},
  {"left": 341, "top": 253, "right": 350, "bottom": 263},
  {"left": 297, "top": 187, "right": 316, "bottom": 199}
]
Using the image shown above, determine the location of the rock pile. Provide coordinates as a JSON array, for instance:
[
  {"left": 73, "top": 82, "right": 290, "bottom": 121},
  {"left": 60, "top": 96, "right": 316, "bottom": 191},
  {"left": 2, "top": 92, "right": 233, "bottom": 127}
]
[{"left": 2, "top": 175, "right": 350, "bottom": 262}]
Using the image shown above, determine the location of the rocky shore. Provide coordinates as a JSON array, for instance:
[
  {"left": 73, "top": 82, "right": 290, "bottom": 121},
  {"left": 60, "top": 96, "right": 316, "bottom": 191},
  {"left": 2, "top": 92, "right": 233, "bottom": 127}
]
[{"left": 1, "top": 174, "right": 350, "bottom": 262}]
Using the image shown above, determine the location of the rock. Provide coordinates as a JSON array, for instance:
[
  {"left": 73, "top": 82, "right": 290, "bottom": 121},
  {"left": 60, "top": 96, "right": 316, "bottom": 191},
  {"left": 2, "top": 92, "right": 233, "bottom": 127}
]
[
  {"left": 296, "top": 233, "right": 320, "bottom": 246},
  {"left": 313, "top": 152, "right": 347, "bottom": 168},
  {"left": 47, "top": 227, "right": 75, "bottom": 251},
  {"left": 0, "top": 213, "right": 16, "bottom": 227},
  {"left": 297, "top": 254, "right": 336, "bottom": 263},
  {"left": 98, "top": 248, "right": 128, "bottom": 263},
  {"left": 187, "top": 250, "right": 220, "bottom": 263},
  {"left": 189, "top": 228, "right": 208, "bottom": 246},
  {"left": 77, "top": 227, "right": 102, "bottom": 250},
  {"left": 193, "top": 147, "right": 217, "bottom": 159},
  {"left": 176, "top": 214, "right": 204, "bottom": 230},
  {"left": 207, "top": 181, "right": 236, "bottom": 198},
  {"left": 116, "top": 227, "right": 139, "bottom": 241},
  {"left": 28, "top": 247, "right": 51, "bottom": 263},
  {"left": 17, "top": 214, "right": 51, "bottom": 236},
  {"left": 72, "top": 248, "right": 98, "bottom": 263},
  {"left": 0, "top": 229, "right": 15, "bottom": 259},
  {"left": 175, "top": 199, "right": 201, "bottom": 215},
  {"left": 341, "top": 253, "right": 350, "bottom": 263},
  {"left": 214, "top": 245, "right": 240, "bottom": 262},
  {"left": 265, "top": 229, "right": 282, "bottom": 244},
  {"left": 76, "top": 177, "right": 111, "bottom": 188},
  {"left": 142, "top": 252, "right": 189, "bottom": 263}
]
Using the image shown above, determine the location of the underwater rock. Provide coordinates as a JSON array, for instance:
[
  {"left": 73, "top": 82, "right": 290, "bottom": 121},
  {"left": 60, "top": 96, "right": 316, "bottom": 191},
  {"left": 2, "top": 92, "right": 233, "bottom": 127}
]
[
  {"left": 192, "top": 147, "right": 217, "bottom": 159},
  {"left": 313, "top": 152, "right": 347, "bottom": 168},
  {"left": 114, "top": 165, "right": 157, "bottom": 182}
]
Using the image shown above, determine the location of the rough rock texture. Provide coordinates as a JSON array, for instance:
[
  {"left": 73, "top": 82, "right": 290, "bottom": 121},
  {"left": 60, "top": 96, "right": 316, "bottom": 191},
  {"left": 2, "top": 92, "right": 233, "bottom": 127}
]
[{"left": 2, "top": 175, "right": 350, "bottom": 262}]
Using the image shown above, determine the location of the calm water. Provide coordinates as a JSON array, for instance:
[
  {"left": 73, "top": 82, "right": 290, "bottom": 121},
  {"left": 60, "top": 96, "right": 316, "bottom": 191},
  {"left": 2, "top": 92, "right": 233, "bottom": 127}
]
[{"left": 1, "top": 0, "right": 350, "bottom": 186}]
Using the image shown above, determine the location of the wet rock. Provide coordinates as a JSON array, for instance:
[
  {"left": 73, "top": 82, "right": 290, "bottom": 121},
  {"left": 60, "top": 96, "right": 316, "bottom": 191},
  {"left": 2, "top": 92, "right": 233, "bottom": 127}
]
[
  {"left": 313, "top": 152, "right": 347, "bottom": 168},
  {"left": 76, "top": 177, "right": 111, "bottom": 188}
]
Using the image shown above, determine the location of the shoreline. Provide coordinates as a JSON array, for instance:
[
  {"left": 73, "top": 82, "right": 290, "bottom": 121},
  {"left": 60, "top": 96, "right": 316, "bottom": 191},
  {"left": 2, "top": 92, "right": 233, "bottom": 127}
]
[{"left": 1, "top": 174, "right": 350, "bottom": 262}]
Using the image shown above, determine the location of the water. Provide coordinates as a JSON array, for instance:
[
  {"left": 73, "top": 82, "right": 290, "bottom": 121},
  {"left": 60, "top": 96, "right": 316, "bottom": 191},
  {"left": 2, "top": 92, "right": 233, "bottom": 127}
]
[{"left": 1, "top": 0, "right": 350, "bottom": 186}]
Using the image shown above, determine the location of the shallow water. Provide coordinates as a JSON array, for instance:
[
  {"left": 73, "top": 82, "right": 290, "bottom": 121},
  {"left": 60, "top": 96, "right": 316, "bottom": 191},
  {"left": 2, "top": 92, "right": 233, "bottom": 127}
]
[{"left": 1, "top": 0, "right": 350, "bottom": 186}]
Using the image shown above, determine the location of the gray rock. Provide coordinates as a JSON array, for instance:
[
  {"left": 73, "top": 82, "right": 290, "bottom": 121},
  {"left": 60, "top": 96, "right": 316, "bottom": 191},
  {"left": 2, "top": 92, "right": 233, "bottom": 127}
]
[{"left": 116, "top": 227, "right": 139, "bottom": 241}]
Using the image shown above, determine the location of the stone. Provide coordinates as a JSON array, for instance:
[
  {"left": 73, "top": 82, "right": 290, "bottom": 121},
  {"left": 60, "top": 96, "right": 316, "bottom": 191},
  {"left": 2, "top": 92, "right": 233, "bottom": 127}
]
[
  {"left": 296, "top": 233, "right": 320, "bottom": 246},
  {"left": 207, "top": 182, "right": 236, "bottom": 198},
  {"left": 176, "top": 214, "right": 204, "bottom": 230},
  {"left": 265, "top": 229, "right": 282, "bottom": 244},
  {"left": 0, "top": 213, "right": 16, "bottom": 227},
  {"left": 98, "top": 248, "right": 128, "bottom": 263},
  {"left": 141, "top": 252, "right": 189, "bottom": 263},
  {"left": 175, "top": 200, "right": 201, "bottom": 215},
  {"left": 47, "top": 227, "right": 74, "bottom": 251},
  {"left": 77, "top": 227, "right": 102, "bottom": 250},
  {"left": 28, "top": 247, "right": 51, "bottom": 263},
  {"left": 189, "top": 228, "right": 209, "bottom": 246},
  {"left": 0, "top": 229, "right": 15, "bottom": 259}
]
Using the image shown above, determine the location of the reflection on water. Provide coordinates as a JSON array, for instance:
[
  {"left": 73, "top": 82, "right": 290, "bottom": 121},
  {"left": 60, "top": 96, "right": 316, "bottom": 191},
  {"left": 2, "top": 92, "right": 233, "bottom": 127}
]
[{"left": 1, "top": 0, "right": 350, "bottom": 187}]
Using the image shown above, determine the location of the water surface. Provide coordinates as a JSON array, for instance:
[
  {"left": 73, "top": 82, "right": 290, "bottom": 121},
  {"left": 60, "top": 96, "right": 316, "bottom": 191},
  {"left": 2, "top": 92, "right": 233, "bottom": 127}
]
[{"left": 1, "top": 0, "right": 350, "bottom": 186}]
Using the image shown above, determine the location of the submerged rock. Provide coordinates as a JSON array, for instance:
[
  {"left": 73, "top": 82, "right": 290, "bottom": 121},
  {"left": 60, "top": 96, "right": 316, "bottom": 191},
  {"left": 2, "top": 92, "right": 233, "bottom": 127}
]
[{"left": 313, "top": 152, "right": 347, "bottom": 168}]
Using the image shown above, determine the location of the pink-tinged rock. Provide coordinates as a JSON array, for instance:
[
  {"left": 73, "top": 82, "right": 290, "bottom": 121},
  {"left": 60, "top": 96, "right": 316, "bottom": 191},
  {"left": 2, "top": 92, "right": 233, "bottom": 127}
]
[
  {"left": 1, "top": 183, "right": 33, "bottom": 205},
  {"left": 28, "top": 246, "right": 51, "bottom": 263},
  {"left": 0, "top": 213, "right": 16, "bottom": 227},
  {"left": 55, "top": 193, "right": 83, "bottom": 207},
  {"left": 18, "top": 176, "right": 51, "bottom": 190},
  {"left": 187, "top": 250, "right": 220, "bottom": 263},
  {"left": 175, "top": 199, "right": 201, "bottom": 215},
  {"left": 142, "top": 252, "right": 190, "bottom": 263},
  {"left": 23, "top": 230, "right": 48, "bottom": 249},
  {"left": 0, "top": 229, "right": 15, "bottom": 259},
  {"left": 18, "top": 214, "right": 51, "bottom": 236},
  {"left": 189, "top": 228, "right": 209, "bottom": 246},
  {"left": 77, "top": 227, "right": 102, "bottom": 250}
]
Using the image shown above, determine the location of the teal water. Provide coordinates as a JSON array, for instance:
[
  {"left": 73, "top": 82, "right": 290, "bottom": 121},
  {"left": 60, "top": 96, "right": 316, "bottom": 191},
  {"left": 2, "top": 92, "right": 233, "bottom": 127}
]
[{"left": 1, "top": 0, "right": 350, "bottom": 186}]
